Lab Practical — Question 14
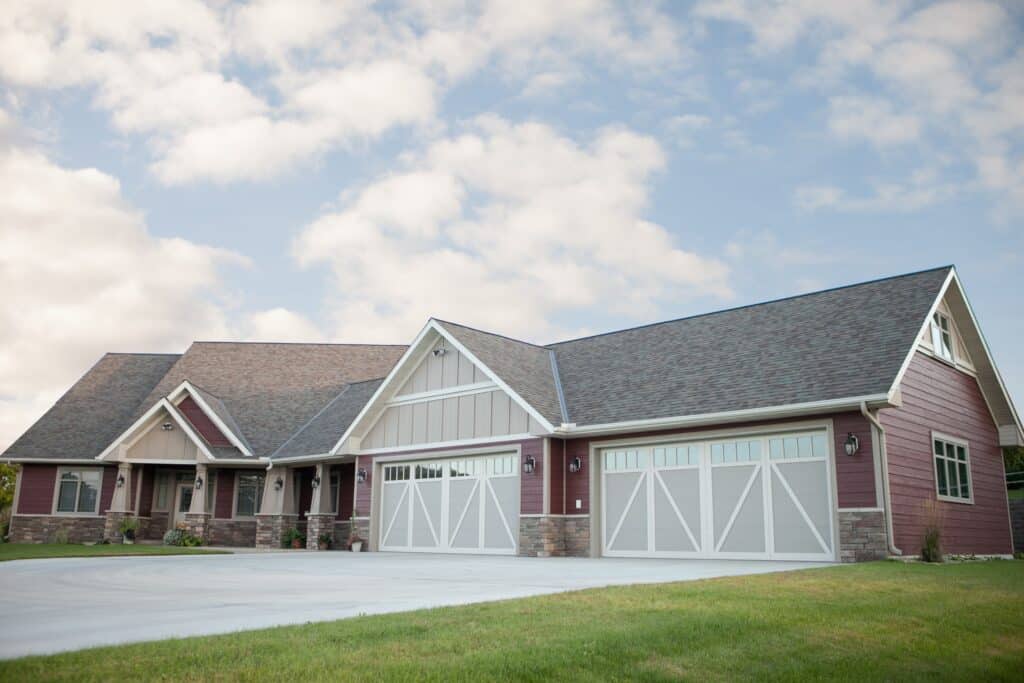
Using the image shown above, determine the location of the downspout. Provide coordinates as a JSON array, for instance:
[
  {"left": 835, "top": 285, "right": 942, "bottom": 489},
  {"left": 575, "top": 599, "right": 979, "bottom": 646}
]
[{"left": 860, "top": 401, "right": 902, "bottom": 556}]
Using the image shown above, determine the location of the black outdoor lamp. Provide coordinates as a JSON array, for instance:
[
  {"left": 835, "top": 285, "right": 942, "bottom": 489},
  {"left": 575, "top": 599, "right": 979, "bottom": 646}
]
[
  {"left": 522, "top": 455, "right": 536, "bottom": 474},
  {"left": 194, "top": 475, "right": 203, "bottom": 490},
  {"left": 357, "top": 468, "right": 368, "bottom": 484},
  {"left": 568, "top": 456, "right": 583, "bottom": 473},
  {"left": 844, "top": 433, "right": 860, "bottom": 456},
  {"left": 274, "top": 476, "right": 284, "bottom": 491},
  {"left": 311, "top": 474, "right": 321, "bottom": 489},
  {"left": 116, "top": 473, "right": 125, "bottom": 488}
]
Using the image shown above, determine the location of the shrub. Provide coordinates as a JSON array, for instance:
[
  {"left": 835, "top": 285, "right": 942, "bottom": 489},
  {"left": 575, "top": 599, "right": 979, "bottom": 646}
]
[
  {"left": 282, "top": 527, "right": 305, "bottom": 548},
  {"left": 53, "top": 528, "right": 70, "bottom": 545},
  {"left": 0, "top": 518, "right": 9, "bottom": 543},
  {"left": 163, "top": 528, "right": 184, "bottom": 546}
]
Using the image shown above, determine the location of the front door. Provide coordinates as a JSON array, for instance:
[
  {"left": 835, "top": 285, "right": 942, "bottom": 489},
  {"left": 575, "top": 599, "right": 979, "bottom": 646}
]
[{"left": 172, "top": 483, "right": 193, "bottom": 529}]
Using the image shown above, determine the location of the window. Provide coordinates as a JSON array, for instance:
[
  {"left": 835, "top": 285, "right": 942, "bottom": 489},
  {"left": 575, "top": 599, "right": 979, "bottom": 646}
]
[
  {"left": 653, "top": 445, "right": 700, "bottom": 468},
  {"left": 710, "top": 439, "right": 763, "bottom": 464},
  {"left": 415, "top": 462, "right": 444, "bottom": 479},
  {"left": 768, "top": 434, "right": 828, "bottom": 461},
  {"left": 933, "top": 436, "right": 971, "bottom": 502},
  {"left": 931, "top": 312, "right": 954, "bottom": 362},
  {"left": 603, "top": 449, "right": 648, "bottom": 472},
  {"left": 329, "top": 469, "right": 340, "bottom": 514},
  {"left": 55, "top": 469, "right": 102, "bottom": 514},
  {"left": 235, "top": 472, "right": 265, "bottom": 517},
  {"left": 384, "top": 465, "right": 410, "bottom": 482},
  {"left": 154, "top": 471, "right": 172, "bottom": 510}
]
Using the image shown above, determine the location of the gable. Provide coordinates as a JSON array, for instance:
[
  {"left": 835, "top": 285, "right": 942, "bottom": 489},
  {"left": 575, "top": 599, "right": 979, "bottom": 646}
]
[
  {"left": 176, "top": 395, "right": 233, "bottom": 447},
  {"left": 126, "top": 407, "right": 203, "bottom": 461},
  {"left": 917, "top": 296, "right": 976, "bottom": 373},
  {"left": 361, "top": 335, "right": 539, "bottom": 450}
]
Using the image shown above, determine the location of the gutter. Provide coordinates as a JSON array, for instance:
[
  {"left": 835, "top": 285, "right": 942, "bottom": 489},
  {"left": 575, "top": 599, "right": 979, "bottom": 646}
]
[{"left": 860, "top": 401, "right": 902, "bottom": 556}]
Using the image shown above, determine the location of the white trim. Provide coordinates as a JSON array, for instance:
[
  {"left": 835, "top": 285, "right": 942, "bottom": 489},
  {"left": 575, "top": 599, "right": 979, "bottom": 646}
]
[
  {"left": 930, "top": 431, "right": 974, "bottom": 505},
  {"left": 13, "top": 513, "right": 104, "bottom": 519},
  {"left": 837, "top": 507, "right": 884, "bottom": 512},
  {"left": 385, "top": 381, "right": 497, "bottom": 407},
  {"left": 561, "top": 394, "right": 891, "bottom": 438},
  {"left": 96, "top": 398, "right": 216, "bottom": 462},
  {"left": 888, "top": 269, "right": 957, "bottom": 399},
  {"left": 4, "top": 458, "right": 105, "bottom": 465},
  {"left": 357, "top": 433, "right": 534, "bottom": 457},
  {"left": 11, "top": 464, "right": 23, "bottom": 516},
  {"left": 587, "top": 419, "right": 835, "bottom": 450},
  {"left": 170, "top": 381, "right": 254, "bottom": 457},
  {"left": 542, "top": 438, "right": 551, "bottom": 515}
]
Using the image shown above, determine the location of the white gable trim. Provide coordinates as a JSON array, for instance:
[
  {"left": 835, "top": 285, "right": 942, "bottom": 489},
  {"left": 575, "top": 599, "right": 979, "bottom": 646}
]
[
  {"left": 169, "top": 380, "right": 254, "bottom": 457},
  {"left": 329, "top": 319, "right": 554, "bottom": 456},
  {"left": 887, "top": 268, "right": 1023, "bottom": 444},
  {"left": 96, "top": 397, "right": 217, "bottom": 461}
]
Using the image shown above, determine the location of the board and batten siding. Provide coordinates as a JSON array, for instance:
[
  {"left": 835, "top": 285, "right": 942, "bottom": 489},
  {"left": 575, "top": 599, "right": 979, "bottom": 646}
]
[
  {"left": 363, "top": 337, "right": 540, "bottom": 450},
  {"left": 881, "top": 351, "right": 1013, "bottom": 555},
  {"left": 127, "top": 411, "right": 200, "bottom": 461}
]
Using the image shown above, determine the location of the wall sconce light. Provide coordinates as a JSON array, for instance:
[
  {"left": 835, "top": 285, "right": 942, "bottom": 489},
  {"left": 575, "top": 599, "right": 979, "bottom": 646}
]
[
  {"left": 116, "top": 473, "right": 125, "bottom": 488},
  {"left": 432, "top": 347, "right": 447, "bottom": 357},
  {"left": 194, "top": 475, "right": 203, "bottom": 490},
  {"left": 357, "top": 468, "right": 368, "bottom": 484},
  {"left": 161, "top": 422, "right": 174, "bottom": 431},
  {"left": 274, "top": 476, "right": 284, "bottom": 491},
  {"left": 568, "top": 456, "right": 583, "bottom": 473},
  {"left": 311, "top": 474, "right": 321, "bottom": 489},
  {"left": 522, "top": 455, "right": 536, "bottom": 474},
  {"left": 844, "top": 433, "right": 860, "bottom": 456}
]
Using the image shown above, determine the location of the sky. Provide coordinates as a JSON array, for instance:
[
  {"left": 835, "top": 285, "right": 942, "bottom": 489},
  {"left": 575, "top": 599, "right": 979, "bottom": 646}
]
[{"left": 1, "top": 0, "right": 1022, "bottom": 451}]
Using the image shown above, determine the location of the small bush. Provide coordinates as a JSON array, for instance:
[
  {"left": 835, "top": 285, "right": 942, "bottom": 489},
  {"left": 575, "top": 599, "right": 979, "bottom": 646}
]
[
  {"left": 163, "top": 528, "right": 184, "bottom": 546},
  {"left": 1014, "top": 552, "right": 1024, "bottom": 561},
  {"left": 0, "top": 518, "right": 9, "bottom": 543},
  {"left": 282, "top": 527, "right": 305, "bottom": 548},
  {"left": 921, "top": 526, "right": 942, "bottom": 563},
  {"left": 52, "top": 528, "right": 70, "bottom": 545}
]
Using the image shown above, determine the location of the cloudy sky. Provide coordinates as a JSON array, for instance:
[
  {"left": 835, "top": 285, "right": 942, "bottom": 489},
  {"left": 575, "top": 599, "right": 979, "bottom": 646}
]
[{"left": 1, "top": 0, "right": 1022, "bottom": 450}]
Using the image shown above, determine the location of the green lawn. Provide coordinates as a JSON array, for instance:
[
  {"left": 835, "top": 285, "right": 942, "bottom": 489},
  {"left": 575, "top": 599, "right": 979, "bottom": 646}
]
[
  {"left": 0, "top": 543, "right": 229, "bottom": 562},
  {"left": 2, "top": 561, "right": 1022, "bottom": 682}
]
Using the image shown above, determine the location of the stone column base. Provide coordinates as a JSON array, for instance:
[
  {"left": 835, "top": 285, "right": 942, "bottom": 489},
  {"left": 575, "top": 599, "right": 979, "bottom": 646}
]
[
  {"left": 518, "top": 515, "right": 591, "bottom": 557},
  {"left": 184, "top": 513, "right": 211, "bottom": 542},
  {"left": 306, "top": 513, "right": 336, "bottom": 550},
  {"left": 104, "top": 511, "right": 128, "bottom": 542},
  {"left": 256, "top": 514, "right": 298, "bottom": 549},
  {"left": 838, "top": 510, "right": 888, "bottom": 562}
]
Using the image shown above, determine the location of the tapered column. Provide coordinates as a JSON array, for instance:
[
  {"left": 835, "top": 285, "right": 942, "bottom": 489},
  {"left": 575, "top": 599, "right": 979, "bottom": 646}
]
[
  {"left": 256, "top": 466, "right": 298, "bottom": 549},
  {"left": 307, "top": 463, "right": 335, "bottom": 550}
]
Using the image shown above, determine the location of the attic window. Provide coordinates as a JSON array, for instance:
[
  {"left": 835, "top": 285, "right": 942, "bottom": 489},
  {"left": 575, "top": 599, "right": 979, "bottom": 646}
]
[{"left": 931, "top": 313, "right": 954, "bottom": 362}]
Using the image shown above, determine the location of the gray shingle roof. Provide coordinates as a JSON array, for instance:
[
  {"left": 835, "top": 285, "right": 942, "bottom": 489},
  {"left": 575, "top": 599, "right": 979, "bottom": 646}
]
[
  {"left": 549, "top": 266, "right": 952, "bottom": 426},
  {"left": 2, "top": 353, "right": 180, "bottom": 460},
  {"left": 130, "top": 343, "right": 407, "bottom": 458},
  {"left": 271, "top": 378, "right": 385, "bottom": 459},
  {"left": 435, "top": 320, "right": 565, "bottom": 427}
]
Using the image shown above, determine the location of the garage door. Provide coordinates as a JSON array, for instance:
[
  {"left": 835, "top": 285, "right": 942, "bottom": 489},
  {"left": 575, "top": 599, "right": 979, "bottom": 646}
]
[
  {"left": 601, "top": 430, "right": 835, "bottom": 561},
  {"left": 379, "top": 453, "right": 520, "bottom": 554}
]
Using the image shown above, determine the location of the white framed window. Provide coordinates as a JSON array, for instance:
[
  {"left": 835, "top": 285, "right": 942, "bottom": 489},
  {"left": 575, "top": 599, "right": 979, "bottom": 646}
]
[
  {"left": 768, "top": 433, "right": 828, "bottom": 461},
  {"left": 710, "top": 439, "right": 763, "bottom": 465},
  {"left": 384, "top": 465, "right": 410, "bottom": 482},
  {"left": 54, "top": 468, "right": 102, "bottom": 514},
  {"left": 415, "top": 462, "right": 444, "bottom": 479},
  {"left": 329, "top": 469, "right": 340, "bottom": 515},
  {"left": 235, "top": 472, "right": 265, "bottom": 517},
  {"left": 932, "top": 433, "right": 972, "bottom": 503},
  {"left": 931, "top": 312, "right": 954, "bottom": 362}
]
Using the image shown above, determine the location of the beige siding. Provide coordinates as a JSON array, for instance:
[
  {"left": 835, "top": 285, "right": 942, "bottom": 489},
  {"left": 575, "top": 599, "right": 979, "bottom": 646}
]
[
  {"left": 396, "top": 338, "right": 486, "bottom": 396},
  {"left": 364, "top": 389, "right": 532, "bottom": 449},
  {"left": 128, "top": 413, "right": 197, "bottom": 460}
]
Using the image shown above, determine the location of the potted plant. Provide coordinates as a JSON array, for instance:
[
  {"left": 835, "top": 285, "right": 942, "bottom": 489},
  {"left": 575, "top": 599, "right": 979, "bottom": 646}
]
[
  {"left": 119, "top": 516, "right": 139, "bottom": 544},
  {"left": 282, "top": 527, "right": 305, "bottom": 549},
  {"left": 348, "top": 510, "right": 363, "bottom": 552},
  {"left": 317, "top": 533, "right": 332, "bottom": 551}
]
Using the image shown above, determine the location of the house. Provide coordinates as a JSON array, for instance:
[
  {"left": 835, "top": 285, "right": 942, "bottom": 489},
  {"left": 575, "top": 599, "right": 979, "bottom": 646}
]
[{"left": 4, "top": 266, "right": 1020, "bottom": 562}]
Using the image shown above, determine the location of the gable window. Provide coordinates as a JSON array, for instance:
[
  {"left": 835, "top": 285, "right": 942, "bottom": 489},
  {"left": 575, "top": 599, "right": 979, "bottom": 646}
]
[
  {"left": 235, "top": 472, "right": 265, "bottom": 517},
  {"left": 931, "top": 312, "right": 954, "bottom": 362},
  {"left": 933, "top": 435, "right": 971, "bottom": 503},
  {"left": 55, "top": 469, "right": 102, "bottom": 514}
]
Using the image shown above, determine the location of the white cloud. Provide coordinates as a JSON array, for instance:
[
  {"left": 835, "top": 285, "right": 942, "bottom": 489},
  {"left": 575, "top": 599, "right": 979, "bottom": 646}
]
[
  {"left": 666, "top": 114, "right": 711, "bottom": 148},
  {"left": 242, "top": 308, "right": 324, "bottom": 342},
  {"left": 795, "top": 168, "right": 959, "bottom": 213},
  {"left": 294, "top": 116, "right": 731, "bottom": 342},
  {"left": 0, "top": 0, "right": 683, "bottom": 185},
  {"left": 828, "top": 95, "right": 920, "bottom": 147}
]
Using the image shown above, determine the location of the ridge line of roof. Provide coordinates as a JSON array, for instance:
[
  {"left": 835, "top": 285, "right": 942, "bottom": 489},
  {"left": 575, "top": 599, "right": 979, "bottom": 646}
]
[
  {"left": 189, "top": 341, "right": 408, "bottom": 347},
  {"left": 547, "top": 264, "right": 955, "bottom": 347},
  {"left": 432, "top": 318, "right": 546, "bottom": 350},
  {"left": 268, "top": 382, "right": 357, "bottom": 460}
]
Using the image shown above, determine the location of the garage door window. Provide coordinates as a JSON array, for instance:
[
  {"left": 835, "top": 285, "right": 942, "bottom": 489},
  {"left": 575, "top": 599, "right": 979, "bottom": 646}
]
[
  {"left": 384, "top": 465, "right": 410, "bottom": 481},
  {"left": 769, "top": 434, "right": 828, "bottom": 460},
  {"left": 710, "top": 440, "right": 761, "bottom": 464},
  {"left": 653, "top": 446, "right": 699, "bottom": 467}
]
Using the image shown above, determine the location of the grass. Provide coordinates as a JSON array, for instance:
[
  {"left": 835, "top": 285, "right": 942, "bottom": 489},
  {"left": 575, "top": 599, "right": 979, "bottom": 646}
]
[
  {"left": 0, "top": 543, "right": 229, "bottom": 562},
  {"left": 1008, "top": 487, "right": 1024, "bottom": 500},
  {"left": 2, "top": 561, "right": 1022, "bottom": 681}
]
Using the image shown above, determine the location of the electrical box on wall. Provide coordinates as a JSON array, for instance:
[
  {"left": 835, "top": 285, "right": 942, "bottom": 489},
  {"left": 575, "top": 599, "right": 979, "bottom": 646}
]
[{"left": 575, "top": 499, "right": 582, "bottom": 510}]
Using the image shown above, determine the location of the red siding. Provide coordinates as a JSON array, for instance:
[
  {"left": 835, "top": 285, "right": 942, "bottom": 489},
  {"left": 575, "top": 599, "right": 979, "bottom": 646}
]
[
  {"left": 99, "top": 467, "right": 117, "bottom": 513},
  {"left": 354, "top": 438, "right": 545, "bottom": 516},
  {"left": 336, "top": 463, "right": 355, "bottom": 520},
  {"left": 881, "top": 352, "right": 1012, "bottom": 555},
  {"left": 178, "top": 396, "right": 232, "bottom": 447},
  {"left": 549, "top": 438, "right": 565, "bottom": 514},
  {"left": 296, "top": 466, "right": 315, "bottom": 519},
  {"left": 16, "top": 464, "right": 57, "bottom": 514},
  {"left": 563, "top": 438, "right": 591, "bottom": 514},
  {"left": 137, "top": 465, "right": 155, "bottom": 516},
  {"left": 215, "top": 470, "right": 236, "bottom": 519},
  {"left": 833, "top": 412, "right": 877, "bottom": 508}
]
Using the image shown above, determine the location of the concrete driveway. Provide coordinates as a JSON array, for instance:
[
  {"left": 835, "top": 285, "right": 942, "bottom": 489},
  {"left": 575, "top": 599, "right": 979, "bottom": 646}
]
[{"left": 0, "top": 552, "right": 828, "bottom": 659}]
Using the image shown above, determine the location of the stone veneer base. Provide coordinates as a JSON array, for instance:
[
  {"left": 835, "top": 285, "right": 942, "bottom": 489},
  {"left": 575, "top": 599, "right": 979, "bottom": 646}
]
[
  {"left": 256, "top": 514, "right": 298, "bottom": 549},
  {"left": 208, "top": 519, "right": 258, "bottom": 547},
  {"left": 837, "top": 510, "right": 888, "bottom": 562},
  {"left": 9, "top": 515, "right": 106, "bottom": 544},
  {"left": 305, "top": 514, "right": 336, "bottom": 550},
  {"left": 518, "top": 516, "right": 591, "bottom": 557}
]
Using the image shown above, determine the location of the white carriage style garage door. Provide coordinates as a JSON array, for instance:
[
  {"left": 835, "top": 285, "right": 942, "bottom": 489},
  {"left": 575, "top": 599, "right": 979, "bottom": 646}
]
[
  {"left": 601, "top": 430, "right": 836, "bottom": 561},
  {"left": 379, "top": 453, "right": 520, "bottom": 554}
]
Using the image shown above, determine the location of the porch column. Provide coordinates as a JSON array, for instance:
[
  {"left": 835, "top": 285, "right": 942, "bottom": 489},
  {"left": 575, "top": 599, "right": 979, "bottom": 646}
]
[
  {"left": 306, "top": 463, "right": 335, "bottom": 550},
  {"left": 184, "top": 464, "right": 211, "bottom": 542},
  {"left": 103, "top": 463, "right": 134, "bottom": 541},
  {"left": 256, "top": 466, "right": 298, "bottom": 549}
]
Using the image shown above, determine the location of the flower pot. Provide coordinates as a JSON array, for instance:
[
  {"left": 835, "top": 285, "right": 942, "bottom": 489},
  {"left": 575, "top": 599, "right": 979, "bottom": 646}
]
[
  {"left": 318, "top": 542, "right": 329, "bottom": 551},
  {"left": 122, "top": 537, "right": 134, "bottom": 545},
  {"left": 350, "top": 540, "right": 363, "bottom": 552},
  {"left": 291, "top": 538, "right": 304, "bottom": 549}
]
